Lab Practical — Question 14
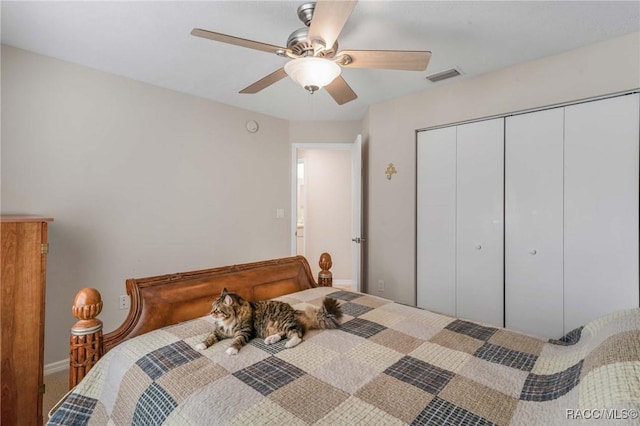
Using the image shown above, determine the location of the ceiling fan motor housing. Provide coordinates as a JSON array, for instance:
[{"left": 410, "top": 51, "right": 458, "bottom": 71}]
[{"left": 286, "top": 27, "right": 337, "bottom": 58}]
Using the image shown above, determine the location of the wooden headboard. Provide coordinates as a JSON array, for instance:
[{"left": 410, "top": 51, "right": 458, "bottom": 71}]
[{"left": 69, "top": 253, "right": 333, "bottom": 388}]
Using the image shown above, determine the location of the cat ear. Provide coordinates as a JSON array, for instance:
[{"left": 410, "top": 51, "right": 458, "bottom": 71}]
[
  {"left": 224, "top": 295, "right": 234, "bottom": 306},
  {"left": 221, "top": 288, "right": 228, "bottom": 296}
]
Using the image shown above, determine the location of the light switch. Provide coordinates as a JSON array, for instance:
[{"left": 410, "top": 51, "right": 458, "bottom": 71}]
[{"left": 276, "top": 208, "right": 285, "bottom": 219}]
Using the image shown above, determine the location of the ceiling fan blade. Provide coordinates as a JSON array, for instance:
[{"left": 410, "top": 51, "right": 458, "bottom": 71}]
[
  {"left": 308, "top": 0, "right": 357, "bottom": 50},
  {"left": 191, "top": 28, "right": 286, "bottom": 54},
  {"left": 325, "top": 76, "right": 357, "bottom": 105},
  {"left": 337, "top": 50, "right": 432, "bottom": 71},
  {"left": 239, "top": 67, "right": 288, "bottom": 94}
]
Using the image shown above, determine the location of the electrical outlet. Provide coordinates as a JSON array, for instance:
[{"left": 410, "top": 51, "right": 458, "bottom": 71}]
[
  {"left": 378, "top": 279, "right": 385, "bottom": 292},
  {"left": 119, "top": 295, "right": 130, "bottom": 311}
]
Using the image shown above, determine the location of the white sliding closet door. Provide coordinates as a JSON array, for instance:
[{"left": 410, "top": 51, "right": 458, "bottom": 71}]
[
  {"left": 417, "top": 126, "right": 456, "bottom": 315},
  {"left": 564, "top": 94, "right": 640, "bottom": 332},
  {"left": 419, "top": 93, "right": 639, "bottom": 338},
  {"left": 456, "top": 119, "right": 504, "bottom": 326},
  {"left": 417, "top": 119, "right": 504, "bottom": 326},
  {"left": 505, "top": 108, "right": 564, "bottom": 338}
]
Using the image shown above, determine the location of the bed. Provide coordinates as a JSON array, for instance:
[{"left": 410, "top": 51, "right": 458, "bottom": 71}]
[{"left": 50, "top": 254, "right": 640, "bottom": 425}]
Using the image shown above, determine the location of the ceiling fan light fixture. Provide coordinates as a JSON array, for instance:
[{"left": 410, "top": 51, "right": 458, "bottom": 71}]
[{"left": 284, "top": 57, "right": 341, "bottom": 93}]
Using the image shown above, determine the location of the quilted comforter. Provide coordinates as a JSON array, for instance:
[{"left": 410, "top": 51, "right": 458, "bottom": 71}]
[{"left": 49, "top": 287, "right": 640, "bottom": 425}]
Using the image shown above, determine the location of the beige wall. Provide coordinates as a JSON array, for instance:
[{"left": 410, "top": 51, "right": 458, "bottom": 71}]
[
  {"left": 1, "top": 46, "right": 291, "bottom": 364},
  {"left": 4, "top": 31, "right": 639, "bottom": 365},
  {"left": 365, "top": 32, "right": 640, "bottom": 305},
  {"left": 289, "top": 121, "right": 361, "bottom": 144}
]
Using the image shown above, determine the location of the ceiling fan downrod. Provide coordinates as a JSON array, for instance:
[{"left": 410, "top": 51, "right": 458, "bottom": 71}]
[{"left": 297, "top": 2, "right": 316, "bottom": 27}]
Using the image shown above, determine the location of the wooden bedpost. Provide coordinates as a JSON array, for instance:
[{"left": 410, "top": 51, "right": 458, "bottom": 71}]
[
  {"left": 70, "top": 288, "right": 104, "bottom": 388},
  {"left": 318, "top": 252, "right": 333, "bottom": 286}
]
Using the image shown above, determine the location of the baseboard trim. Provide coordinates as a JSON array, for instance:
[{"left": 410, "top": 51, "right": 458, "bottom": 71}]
[
  {"left": 332, "top": 279, "right": 354, "bottom": 291},
  {"left": 44, "top": 359, "right": 68, "bottom": 376}
]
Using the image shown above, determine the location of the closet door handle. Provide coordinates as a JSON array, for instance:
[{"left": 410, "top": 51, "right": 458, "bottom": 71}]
[
  {"left": 475, "top": 244, "right": 482, "bottom": 250},
  {"left": 530, "top": 249, "right": 537, "bottom": 255}
]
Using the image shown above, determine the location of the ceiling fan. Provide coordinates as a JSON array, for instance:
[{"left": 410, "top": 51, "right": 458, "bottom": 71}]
[{"left": 191, "top": 0, "right": 431, "bottom": 105}]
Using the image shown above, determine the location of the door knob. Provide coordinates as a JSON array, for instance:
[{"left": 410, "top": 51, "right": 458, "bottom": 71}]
[{"left": 530, "top": 249, "right": 537, "bottom": 255}]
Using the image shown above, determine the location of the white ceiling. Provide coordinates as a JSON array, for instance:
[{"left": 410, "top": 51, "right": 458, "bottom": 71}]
[{"left": 2, "top": 1, "right": 639, "bottom": 122}]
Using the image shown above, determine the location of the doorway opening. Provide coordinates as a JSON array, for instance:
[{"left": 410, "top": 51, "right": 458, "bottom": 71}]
[{"left": 291, "top": 137, "right": 362, "bottom": 291}]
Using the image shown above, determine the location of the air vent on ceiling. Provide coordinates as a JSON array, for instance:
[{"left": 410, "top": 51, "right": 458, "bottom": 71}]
[{"left": 426, "top": 67, "right": 463, "bottom": 83}]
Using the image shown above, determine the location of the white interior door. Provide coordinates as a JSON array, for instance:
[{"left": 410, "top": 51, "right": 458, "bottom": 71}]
[
  {"left": 505, "top": 108, "right": 564, "bottom": 338},
  {"left": 351, "top": 135, "right": 363, "bottom": 292},
  {"left": 456, "top": 118, "right": 504, "bottom": 326},
  {"left": 416, "top": 126, "right": 457, "bottom": 315},
  {"left": 564, "top": 94, "right": 640, "bottom": 332}
]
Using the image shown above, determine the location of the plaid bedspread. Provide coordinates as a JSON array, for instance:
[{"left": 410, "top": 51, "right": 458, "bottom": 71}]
[{"left": 49, "top": 287, "right": 640, "bottom": 425}]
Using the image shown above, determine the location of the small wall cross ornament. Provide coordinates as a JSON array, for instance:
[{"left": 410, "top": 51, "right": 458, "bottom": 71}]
[{"left": 385, "top": 163, "right": 397, "bottom": 180}]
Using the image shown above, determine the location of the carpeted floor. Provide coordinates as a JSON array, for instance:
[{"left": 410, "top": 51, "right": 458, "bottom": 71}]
[{"left": 43, "top": 370, "right": 70, "bottom": 425}]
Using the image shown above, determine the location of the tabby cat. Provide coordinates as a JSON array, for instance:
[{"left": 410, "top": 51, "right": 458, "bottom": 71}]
[{"left": 195, "top": 288, "right": 343, "bottom": 355}]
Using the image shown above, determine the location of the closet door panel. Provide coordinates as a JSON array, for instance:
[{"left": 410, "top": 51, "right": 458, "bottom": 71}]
[
  {"left": 456, "top": 118, "right": 504, "bottom": 326},
  {"left": 564, "top": 94, "right": 640, "bottom": 332},
  {"left": 505, "top": 108, "right": 564, "bottom": 338},
  {"left": 417, "top": 127, "right": 457, "bottom": 315}
]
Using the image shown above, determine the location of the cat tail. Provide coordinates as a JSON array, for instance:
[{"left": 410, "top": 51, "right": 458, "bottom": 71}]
[{"left": 299, "top": 297, "right": 343, "bottom": 330}]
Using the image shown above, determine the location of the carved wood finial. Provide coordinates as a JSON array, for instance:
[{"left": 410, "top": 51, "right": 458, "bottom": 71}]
[
  {"left": 72, "top": 288, "right": 103, "bottom": 326},
  {"left": 318, "top": 252, "right": 333, "bottom": 287},
  {"left": 70, "top": 288, "right": 104, "bottom": 389}
]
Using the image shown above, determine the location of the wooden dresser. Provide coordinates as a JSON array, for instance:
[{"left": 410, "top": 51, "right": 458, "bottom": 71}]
[{"left": 1, "top": 216, "right": 53, "bottom": 426}]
